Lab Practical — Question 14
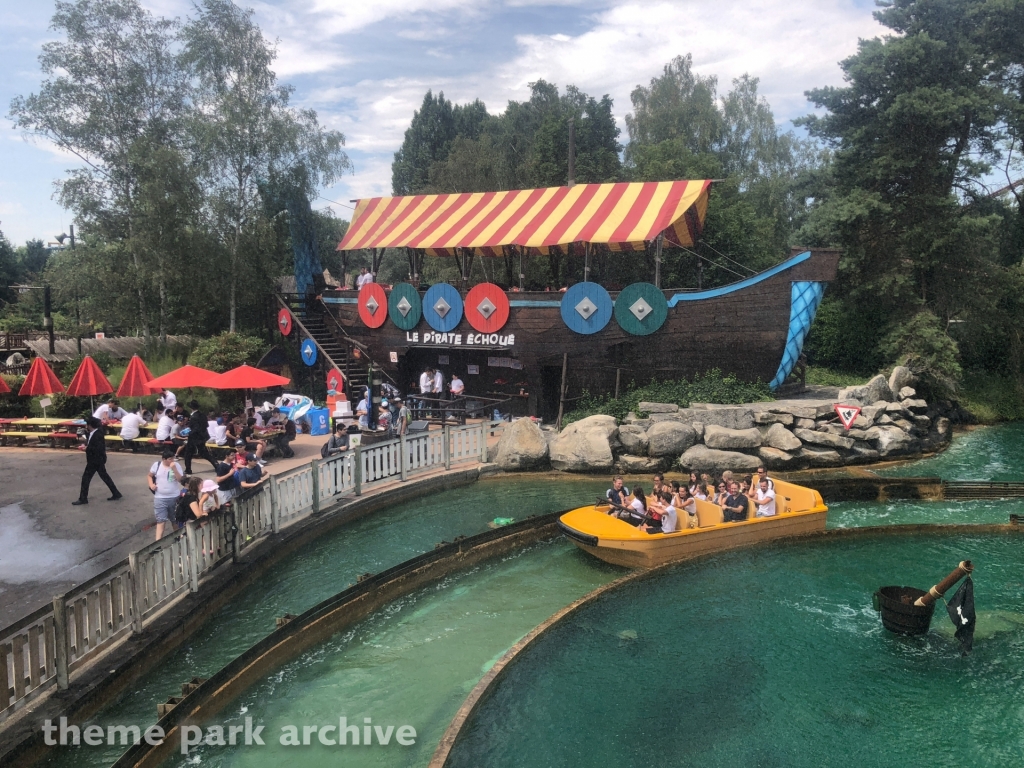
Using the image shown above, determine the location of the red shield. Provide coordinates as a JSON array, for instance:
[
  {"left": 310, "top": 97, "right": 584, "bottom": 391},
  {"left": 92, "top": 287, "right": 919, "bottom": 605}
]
[
  {"left": 465, "top": 283, "right": 509, "bottom": 333},
  {"left": 358, "top": 283, "right": 388, "bottom": 328},
  {"left": 277, "top": 308, "right": 293, "bottom": 336},
  {"left": 326, "top": 369, "right": 344, "bottom": 393}
]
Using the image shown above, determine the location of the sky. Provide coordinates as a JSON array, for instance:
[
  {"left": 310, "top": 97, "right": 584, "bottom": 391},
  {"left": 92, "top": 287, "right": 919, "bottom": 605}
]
[{"left": 0, "top": 0, "right": 887, "bottom": 248}]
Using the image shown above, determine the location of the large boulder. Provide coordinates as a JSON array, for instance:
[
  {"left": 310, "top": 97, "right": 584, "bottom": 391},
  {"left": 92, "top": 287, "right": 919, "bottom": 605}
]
[
  {"left": 888, "top": 366, "right": 917, "bottom": 395},
  {"left": 680, "top": 406, "right": 755, "bottom": 430},
  {"left": 838, "top": 374, "right": 894, "bottom": 405},
  {"left": 793, "top": 428, "right": 855, "bottom": 451},
  {"left": 493, "top": 418, "right": 549, "bottom": 471},
  {"left": 755, "top": 411, "right": 794, "bottom": 426},
  {"left": 873, "top": 426, "right": 914, "bottom": 457},
  {"left": 638, "top": 402, "right": 678, "bottom": 414},
  {"left": 617, "top": 424, "right": 649, "bottom": 456},
  {"left": 616, "top": 455, "right": 667, "bottom": 473},
  {"left": 766, "top": 403, "right": 820, "bottom": 420},
  {"left": 704, "top": 424, "right": 762, "bottom": 450},
  {"left": 764, "top": 423, "right": 802, "bottom": 452},
  {"left": 758, "top": 446, "right": 797, "bottom": 470},
  {"left": 647, "top": 422, "right": 698, "bottom": 457},
  {"left": 550, "top": 416, "right": 617, "bottom": 472},
  {"left": 798, "top": 446, "right": 843, "bottom": 467},
  {"left": 679, "top": 445, "right": 760, "bottom": 472}
]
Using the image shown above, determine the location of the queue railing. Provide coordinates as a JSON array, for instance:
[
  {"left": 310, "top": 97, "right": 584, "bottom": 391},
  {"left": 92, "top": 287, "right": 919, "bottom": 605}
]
[{"left": 0, "top": 422, "right": 492, "bottom": 721}]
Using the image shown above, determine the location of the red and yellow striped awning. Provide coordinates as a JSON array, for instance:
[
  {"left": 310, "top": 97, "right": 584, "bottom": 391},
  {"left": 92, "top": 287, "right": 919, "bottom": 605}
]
[{"left": 338, "top": 180, "right": 711, "bottom": 255}]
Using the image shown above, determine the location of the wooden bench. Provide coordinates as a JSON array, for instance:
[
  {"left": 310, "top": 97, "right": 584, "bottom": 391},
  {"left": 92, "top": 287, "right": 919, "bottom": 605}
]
[
  {"left": 48, "top": 432, "right": 81, "bottom": 447},
  {"left": 0, "top": 432, "right": 47, "bottom": 446}
]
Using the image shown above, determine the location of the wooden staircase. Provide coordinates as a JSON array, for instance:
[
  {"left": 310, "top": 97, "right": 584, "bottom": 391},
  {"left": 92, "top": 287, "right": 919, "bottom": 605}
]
[{"left": 277, "top": 294, "right": 396, "bottom": 399}]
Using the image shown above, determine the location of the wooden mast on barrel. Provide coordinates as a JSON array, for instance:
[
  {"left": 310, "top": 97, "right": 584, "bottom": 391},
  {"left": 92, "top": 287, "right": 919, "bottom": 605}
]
[{"left": 913, "top": 560, "right": 974, "bottom": 607}]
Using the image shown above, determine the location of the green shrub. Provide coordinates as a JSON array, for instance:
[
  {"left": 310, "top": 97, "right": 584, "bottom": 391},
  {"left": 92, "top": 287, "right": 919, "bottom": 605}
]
[
  {"left": 879, "top": 310, "right": 962, "bottom": 396},
  {"left": 0, "top": 374, "right": 30, "bottom": 417},
  {"left": 804, "top": 366, "right": 870, "bottom": 388},
  {"left": 189, "top": 333, "right": 267, "bottom": 373},
  {"left": 959, "top": 372, "right": 1024, "bottom": 423},
  {"left": 563, "top": 369, "right": 773, "bottom": 425}
]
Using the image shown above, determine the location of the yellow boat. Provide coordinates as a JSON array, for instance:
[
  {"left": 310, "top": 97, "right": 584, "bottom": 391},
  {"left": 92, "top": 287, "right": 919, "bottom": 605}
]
[{"left": 557, "top": 479, "right": 828, "bottom": 568}]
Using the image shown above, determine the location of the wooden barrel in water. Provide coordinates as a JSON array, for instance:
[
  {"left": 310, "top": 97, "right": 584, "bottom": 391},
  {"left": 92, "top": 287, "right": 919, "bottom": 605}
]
[{"left": 875, "top": 586, "right": 936, "bottom": 635}]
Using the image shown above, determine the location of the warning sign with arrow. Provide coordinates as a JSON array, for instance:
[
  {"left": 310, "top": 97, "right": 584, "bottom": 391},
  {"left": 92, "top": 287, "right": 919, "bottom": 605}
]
[{"left": 834, "top": 404, "right": 862, "bottom": 430}]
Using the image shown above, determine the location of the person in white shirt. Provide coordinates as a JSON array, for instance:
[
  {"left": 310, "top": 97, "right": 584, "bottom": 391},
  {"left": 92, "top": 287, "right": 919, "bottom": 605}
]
[
  {"left": 119, "top": 406, "right": 147, "bottom": 445},
  {"left": 148, "top": 450, "right": 183, "bottom": 540},
  {"left": 754, "top": 479, "right": 777, "bottom": 517},
  {"left": 211, "top": 417, "right": 229, "bottom": 445},
  {"left": 418, "top": 368, "right": 433, "bottom": 417},
  {"left": 156, "top": 410, "right": 175, "bottom": 441},
  {"left": 433, "top": 368, "right": 445, "bottom": 396},
  {"left": 450, "top": 374, "right": 464, "bottom": 396},
  {"left": 94, "top": 399, "right": 127, "bottom": 421},
  {"left": 157, "top": 389, "right": 176, "bottom": 411},
  {"left": 356, "top": 267, "right": 374, "bottom": 288}
]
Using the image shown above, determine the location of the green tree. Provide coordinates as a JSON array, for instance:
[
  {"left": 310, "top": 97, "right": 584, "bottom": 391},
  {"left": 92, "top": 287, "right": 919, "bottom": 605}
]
[
  {"left": 798, "top": 0, "right": 1024, "bottom": 383},
  {"left": 189, "top": 331, "right": 266, "bottom": 371},
  {"left": 182, "top": 0, "right": 350, "bottom": 331},
  {"left": 392, "top": 92, "right": 490, "bottom": 195},
  {"left": 9, "top": 0, "right": 189, "bottom": 340}
]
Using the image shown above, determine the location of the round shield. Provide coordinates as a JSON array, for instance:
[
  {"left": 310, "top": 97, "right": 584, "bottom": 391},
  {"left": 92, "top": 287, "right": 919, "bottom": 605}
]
[
  {"left": 388, "top": 282, "right": 422, "bottom": 331},
  {"left": 465, "top": 283, "right": 510, "bottom": 333},
  {"left": 614, "top": 282, "right": 668, "bottom": 336},
  {"left": 423, "top": 283, "right": 464, "bottom": 333},
  {"left": 357, "top": 283, "right": 388, "bottom": 328},
  {"left": 326, "top": 368, "right": 344, "bottom": 393},
  {"left": 560, "top": 282, "right": 612, "bottom": 335},
  {"left": 300, "top": 338, "right": 318, "bottom": 366},
  {"left": 277, "top": 308, "right": 293, "bottom": 336}
]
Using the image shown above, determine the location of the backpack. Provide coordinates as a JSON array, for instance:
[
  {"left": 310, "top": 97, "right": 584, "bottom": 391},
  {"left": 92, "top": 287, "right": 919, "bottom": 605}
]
[
  {"left": 172, "top": 491, "right": 192, "bottom": 527},
  {"left": 320, "top": 440, "right": 330, "bottom": 459}
]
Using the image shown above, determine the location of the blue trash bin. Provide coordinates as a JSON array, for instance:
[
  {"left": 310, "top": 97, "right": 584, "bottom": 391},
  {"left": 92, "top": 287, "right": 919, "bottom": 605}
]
[{"left": 309, "top": 408, "right": 330, "bottom": 436}]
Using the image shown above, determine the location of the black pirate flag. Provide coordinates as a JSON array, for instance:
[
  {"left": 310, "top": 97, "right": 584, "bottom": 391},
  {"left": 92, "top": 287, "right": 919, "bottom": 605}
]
[{"left": 946, "top": 577, "right": 976, "bottom": 653}]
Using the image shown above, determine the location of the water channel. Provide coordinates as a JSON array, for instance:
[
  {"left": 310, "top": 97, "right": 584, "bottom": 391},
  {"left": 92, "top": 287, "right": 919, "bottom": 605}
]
[{"left": 38, "top": 424, "right": 1024, "bottom": 768}]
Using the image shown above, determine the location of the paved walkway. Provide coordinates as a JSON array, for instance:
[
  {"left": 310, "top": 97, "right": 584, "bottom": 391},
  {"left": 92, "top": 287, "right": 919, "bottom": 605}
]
[{"left": 0, "top": 423, "right": 503, "bottom": 627}]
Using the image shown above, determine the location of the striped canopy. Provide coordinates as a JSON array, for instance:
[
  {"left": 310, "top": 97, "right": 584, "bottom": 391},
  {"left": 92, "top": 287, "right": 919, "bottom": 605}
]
[{"left": 338, "top": 180, "right": 711, "bottom": 256}]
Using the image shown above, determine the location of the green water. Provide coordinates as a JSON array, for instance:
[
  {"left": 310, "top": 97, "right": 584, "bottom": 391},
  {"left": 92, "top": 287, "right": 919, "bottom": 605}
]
[
  {"left": 448, "top": 532, "right": 1024, "bottom": 768},
  {"left": 163, "top": 540, "right": 621, "bottom": 768},
  {"left": 40, "top": 475, "right": 609, "bottom": 768},
  {"left": 37, "top": 425, "right": 1024, "bottom": 768},
  {"left": 876, "top": 422, "right": 1024, "bottom": 480}
]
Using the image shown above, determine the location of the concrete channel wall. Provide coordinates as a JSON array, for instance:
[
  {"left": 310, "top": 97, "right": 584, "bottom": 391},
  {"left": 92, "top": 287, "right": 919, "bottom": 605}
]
[{"left": 0, "top": 423, "right": 495, "bottom": 767}]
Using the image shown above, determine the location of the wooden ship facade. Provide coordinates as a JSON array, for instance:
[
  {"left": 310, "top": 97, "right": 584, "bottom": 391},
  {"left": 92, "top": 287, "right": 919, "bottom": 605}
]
[{"left": 314, "top": 180, "right": 838, "bottom": 419}]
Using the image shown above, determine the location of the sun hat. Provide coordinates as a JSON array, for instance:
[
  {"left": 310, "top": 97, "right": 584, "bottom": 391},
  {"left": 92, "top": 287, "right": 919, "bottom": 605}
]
[{"left": 201, "top": 479, "right": 218, "bottom": 494}]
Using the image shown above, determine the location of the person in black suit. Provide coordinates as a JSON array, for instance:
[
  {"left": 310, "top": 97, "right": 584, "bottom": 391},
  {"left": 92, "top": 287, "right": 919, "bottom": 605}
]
[
  {"left": 182, "top": 400, "right": 218, "bottom": 474},
  {"left": 73, "top": 416, "right": 122, "bottom": 505}
]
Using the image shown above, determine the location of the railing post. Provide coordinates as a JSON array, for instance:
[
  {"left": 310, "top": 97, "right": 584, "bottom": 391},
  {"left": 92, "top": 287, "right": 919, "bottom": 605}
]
[
  {"left": 270, "top": 475, "right": 281, "bottom": 533},
  {"left": 353, "top": 446, "right": 362, "bottom": 496},
  {"left": 479, "top": 422, "right": 487, "bottom": 463},
  {"left": 51, "top": 594, "right": 69, "bottom": 690},
  {"left": 443, "top": 426, "right": 451, "bottom": 470},
  {"left": 400, "top": 434, "right": 408, "bottom": 481},
  {"left": 311, "top": 459, "right": 321, "bottom": 514},
  {"left": 229, "top": 506, "right": 241, "bottom": 563},
  {"left": 185, "top": 522, "right": 200, "bottom": 594},
  {"left": 128, "top": 551, "right": 144, "bottom": 634}
]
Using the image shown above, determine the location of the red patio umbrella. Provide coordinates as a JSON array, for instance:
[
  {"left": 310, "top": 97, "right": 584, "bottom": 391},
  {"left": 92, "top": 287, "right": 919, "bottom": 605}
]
[
  {"left": 200, "top": 365, "right": 291, "bottom": 390},
  {"left": 66, "top": 355, "right": 114, "bottom": 412},
  {"left": 19, "top": 356, "right": 64, "bottom": 416},
  {"left": 19, "top": 357, "right": 64, "bottom": 396},
  {"left": 117, "top": 355, "right": 156, "bottom": 406},
  {"left": 0, "top": 376, "right": 10, "bottom": 394},
  {"left": 148, "top": 364, "right": 218, "bottom": 390}
]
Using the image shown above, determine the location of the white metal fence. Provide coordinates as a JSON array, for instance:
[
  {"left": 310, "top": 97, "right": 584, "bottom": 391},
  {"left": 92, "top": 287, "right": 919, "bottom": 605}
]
[{"left": 0, "top": 423, "right": 493, "bottom": 720}]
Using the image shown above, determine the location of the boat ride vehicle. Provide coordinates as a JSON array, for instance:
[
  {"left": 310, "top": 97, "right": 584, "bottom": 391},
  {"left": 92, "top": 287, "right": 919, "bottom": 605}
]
[{"left": 557, "top": 479, "right": 828, "bottom": 568}]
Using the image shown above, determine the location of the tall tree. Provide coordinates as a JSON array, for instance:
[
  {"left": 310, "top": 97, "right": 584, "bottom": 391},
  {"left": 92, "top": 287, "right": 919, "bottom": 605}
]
[
  {"left": 392, "top": 92, "right": 489, "bottom": 195},
  {"left": 182, "top": 0, "right": 349, "bottom": 331},
  {"left": 798, "top": 0, "right": 1024, "bottom": 383},
  {"left": 9, "top": 0, "right": 189, "bottom": 339}
]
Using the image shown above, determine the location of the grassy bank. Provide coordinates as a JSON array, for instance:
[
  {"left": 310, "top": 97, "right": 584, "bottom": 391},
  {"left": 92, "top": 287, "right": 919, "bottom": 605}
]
[{"left": 958, "top": 372, "right": 1024, "bottom": 424}]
